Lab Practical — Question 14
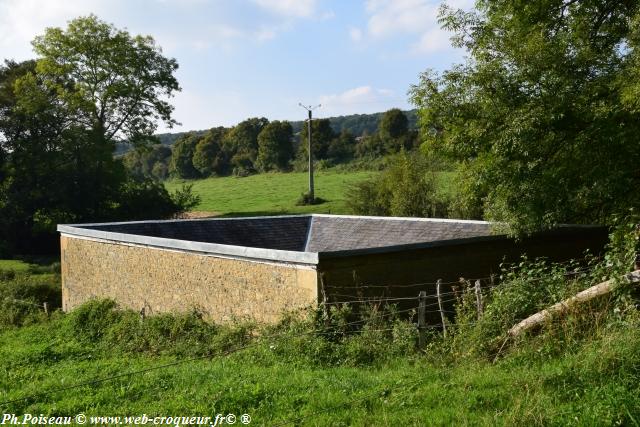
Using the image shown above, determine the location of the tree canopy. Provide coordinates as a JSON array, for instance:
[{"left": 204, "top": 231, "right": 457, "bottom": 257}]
[
  {"left": 256, "top": 120, "right": 293, "bottom": 172},
  {"left": 410, "top": 0, "right": 640, "bottom": 234},
  {"left": 0, "top": 16, "right": 193, "bottom": 255},
  {"left": 31, "top": 14, "right": 180, "bottom": 146}
]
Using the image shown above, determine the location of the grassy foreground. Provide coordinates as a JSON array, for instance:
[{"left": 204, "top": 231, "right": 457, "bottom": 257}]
[
  {"left": 1, "top": 301, "right": 638, "bottom": 426},
  {"left": 165, "top": 170, "right": 377, "bottom": 216}
]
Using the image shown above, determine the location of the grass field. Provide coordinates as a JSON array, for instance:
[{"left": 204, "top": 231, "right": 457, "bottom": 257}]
[
  {"left": 165, "top": 170, "right": 457, "bottom": 217},
  {"left": 165, "top": 170, "right": 377, "bottom": 216}
]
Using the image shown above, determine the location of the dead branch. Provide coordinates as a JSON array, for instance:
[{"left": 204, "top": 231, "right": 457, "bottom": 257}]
[{"left": 508, "top": 270, "right": 640, "bottom": 337}]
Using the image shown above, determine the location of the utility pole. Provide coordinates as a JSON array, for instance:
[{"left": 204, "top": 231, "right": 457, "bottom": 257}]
[{"left": 299, "top": 103, "right": 321, "bottom": 202}]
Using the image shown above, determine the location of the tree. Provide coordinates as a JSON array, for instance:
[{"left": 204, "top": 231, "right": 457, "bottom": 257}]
[
  {"left": 327, "top": 130, "right": 355, "bottom": 163},
  {"left": 0, "top": 60, "right": 76, "bottom": 253},
  {"left": 31, "top": 14, "right": 179, "bottom": 146},
  {"left": 0, "top": 17, "right": 189, "bottom": 254},
  {"left": 378, "top": 108, "right": 409, "bottom": 152},
  {"left": 355, "top": 132, "right": 385, "bottom": 158},
  {"left": 299, "top": 118, "right": 335, "bottom": 160},
  {"left": 192, "top": 127, "right": 227, "bottom": 177},
  {"left": 122, "top": 144, "right": 172, "bottom": 181},
  {"left": 222, "top": 117, "right": 269, "bottom": 175},
  {"left": 169, "top": 133, "right": 200, "bottom": 179},
  {"left": 256, "top": 120, "right": 293, "bottom": 172},
  {"left": 410, "top": 0, "right": 640, "bottom": 235},
  {"left": 346, "top": 151, "right": 448, "bottom": 218}
]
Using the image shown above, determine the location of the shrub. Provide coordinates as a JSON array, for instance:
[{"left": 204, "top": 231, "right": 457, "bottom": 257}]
[
  {"left": 346, "top": 151, "right": 450, "bottom": 218},
  {"left": 449, "top": 218, "right": 640, "bottom": 361},
  {"left": 0, "top": 272, "right": 61, "bottom": 328},
  {"left": 295, "top": 192, "right": 326, "bottom": 206}
]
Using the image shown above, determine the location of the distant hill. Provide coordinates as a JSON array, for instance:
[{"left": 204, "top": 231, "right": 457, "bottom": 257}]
[
  {"left": 114, "top": 109, "right": 418, "bottom": 155},
  {"left": 291, "top": 109, "right": 418, "bottom": 136}
]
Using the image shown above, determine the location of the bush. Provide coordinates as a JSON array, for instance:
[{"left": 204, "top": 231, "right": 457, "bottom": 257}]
[
  {"left": 258, "top": 303, "right": 418, "bottom": 367},
  {"left": 295, "top": 192, "right": 326, "bottom": 206},
  {"left": 63, "top": 299, "right": 254, "bottom": 357},
  {"left": 449, "top": 219, "right": 640, "bottom": 360},
  {"left": 0, "top": 271, "right": 61, "bottom": 328},
  {"left": 346, "top": 151, "right": 450, "bottom": 218}
]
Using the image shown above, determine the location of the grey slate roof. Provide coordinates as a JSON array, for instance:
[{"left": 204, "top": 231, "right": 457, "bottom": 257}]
[
  {"left": 83, "top": 216, "right": 311, "bottom": 251},
  {"left": 69, "top": 214, "right": 495, "bottom": 254},
  {"left": 306, "top": 216, "right": 493, "bottom": 252}
]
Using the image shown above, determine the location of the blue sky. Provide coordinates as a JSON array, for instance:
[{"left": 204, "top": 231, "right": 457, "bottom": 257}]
[{"left": 0, "top": 0, "right": 472, "bottom": 132}]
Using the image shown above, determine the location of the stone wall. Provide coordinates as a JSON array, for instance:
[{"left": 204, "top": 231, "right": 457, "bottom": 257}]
[{"left": 60, "top": 236, "right": 318, "bottom": 323}]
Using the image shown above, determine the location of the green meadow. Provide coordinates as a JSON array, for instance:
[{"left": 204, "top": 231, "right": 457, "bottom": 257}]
[
  {"left": 165, "top": 170, "right": 376, "bottom": 216},
  {"left": 165, "top": 170, "right": 456, "bottom": 217}
]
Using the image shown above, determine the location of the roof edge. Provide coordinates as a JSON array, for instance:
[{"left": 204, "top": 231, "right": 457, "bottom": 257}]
[
  {"left": 310, "top": 213, "right": 492, "bottom": 225},
  {"left": 58, "top": 224, "right": 319, "bottom": 265}
]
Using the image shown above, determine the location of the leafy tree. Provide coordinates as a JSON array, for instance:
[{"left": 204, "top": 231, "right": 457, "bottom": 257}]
[
  {"left": 0, "top": 60, "right": 77, "bottom": 253},
  {"left": 31, "top": 14, "right": 179, "bottom": 146},
  {"left": 378, "top": 108, "right": 409, "bottom": 152},
  {"left": 0, "top": 17, "right": 189, "bottom": 254},
  {"left": 299, "top": 118, "right": 335, "bottom": 160},
  {"left": 256, "top": 120, "right": 293, "bottom": 172},
  {"left": 410, "top": 0, "right": 640, "bottom": 235},
  {"left": 169, "top": 133, "right": 200, "bottom": 179},
  {"left": 192, "top": 127, "right": 228, "bottom": 177},
  {"left": 354, "top": 132, "right": 385, "bottom": 158},
  {"left": 327, "top": 130, "right": 355, "bottom": 163},
  {"left": 116, "top": 180, "right": 198, "bottom": 220},
  {"left": 123, "top": 144, "right": 172, "bottom": 181},
  {"left": 222, "top": 117, "right": 269, "bottom": 174}
]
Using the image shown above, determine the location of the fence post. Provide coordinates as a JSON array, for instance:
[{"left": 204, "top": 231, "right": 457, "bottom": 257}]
[
  {"left": 43, "top": 302, "right": 49, "bottom": 317},
  {"left": 418, "top": 291, "right": 427, "bottom": 350},
  {"left": 437, "top": 279, "right": 447, "bottom": 338},
  {"left": 475, "top": 280, "right": 483, "bottom": 319},
  {"left": 320, "top": 273, "right": 330, "bottom": 328}
]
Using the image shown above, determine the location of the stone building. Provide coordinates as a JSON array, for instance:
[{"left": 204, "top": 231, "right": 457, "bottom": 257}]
[{"left": 58, "top": 214, "right": 608, "bottom": 323}]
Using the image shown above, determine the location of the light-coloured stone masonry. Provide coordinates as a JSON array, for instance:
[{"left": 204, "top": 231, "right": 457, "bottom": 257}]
[{"left": 60, "top": 236, "right": 318, "bottom": 323}]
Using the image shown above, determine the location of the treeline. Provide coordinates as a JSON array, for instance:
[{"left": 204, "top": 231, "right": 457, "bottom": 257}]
[
  {"left": 114, "top": 109, "right": 419, "bottom": 156},
  {"left": 124, "top": 108, "right": 420, "bottom": 181}
]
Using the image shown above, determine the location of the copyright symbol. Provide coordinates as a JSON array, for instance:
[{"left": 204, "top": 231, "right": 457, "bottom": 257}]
[
  {"left": 226, "top": 414, "right": 236, "bottom": 424},
  {"left": 76, "top": 413, "right": 86, "bottom": 424},
  {"left": 240, "top": 414, "right": 251, "bottom": 424}
]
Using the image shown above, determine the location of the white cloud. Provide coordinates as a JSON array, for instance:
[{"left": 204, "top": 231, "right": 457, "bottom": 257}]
[
  {"left": 318, "top": 86, "right": 407, "bottom": 116},
  {"left": 410, "top": 26, "right": 452, "bottom": 54},
  {"left": 366, "top": 0, "right": 439, "bottom": 38},
  {"left": 252, "top": 0, "right": 317, "bottom": 18},
  {"left": 360, "top": 0, "right": 474, "bottom": 54},
  {"left": 0, "top": 0, "right": 109, "bottom": 60},
  {"left": 349, "top": 27, "right": 363, "bottom": 42}
]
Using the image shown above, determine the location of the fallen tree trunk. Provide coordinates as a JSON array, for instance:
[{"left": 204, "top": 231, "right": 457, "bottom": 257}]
[{"left": 508, "top": 270, "right": 640, "bottom": 338}]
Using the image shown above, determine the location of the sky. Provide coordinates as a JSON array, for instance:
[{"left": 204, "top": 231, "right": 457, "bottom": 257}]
[{"left": 0, "top": 0, "right": 473, "bottom": 133}]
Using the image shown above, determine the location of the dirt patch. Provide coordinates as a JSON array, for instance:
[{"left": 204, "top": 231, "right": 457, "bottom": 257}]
[{"left": 176, "top": 211, "right": 221, "bottom": 219}]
